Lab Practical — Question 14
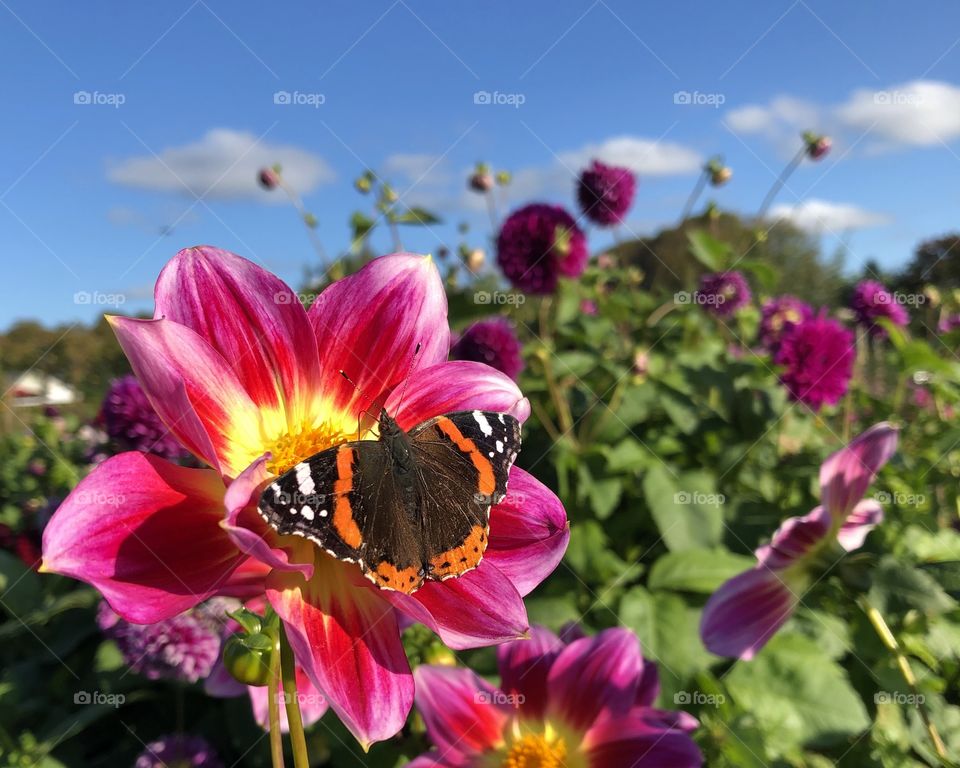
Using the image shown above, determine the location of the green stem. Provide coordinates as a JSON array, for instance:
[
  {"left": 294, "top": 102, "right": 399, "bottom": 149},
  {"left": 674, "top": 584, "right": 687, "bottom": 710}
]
[
  {"left": 267, "top": 634, "right": 286, "bottom": 768},
  {"left": 680, "top": 169, "right": 708, "bottom": 223},
  {"left": 280, "top": 625, "right": 311, "bottom": 768},
  {"left": 860, "top": 597, "right": 948, "bottom": 761},
  {"left": 756, "top": 146, "right": 806, "bottom": 221}
]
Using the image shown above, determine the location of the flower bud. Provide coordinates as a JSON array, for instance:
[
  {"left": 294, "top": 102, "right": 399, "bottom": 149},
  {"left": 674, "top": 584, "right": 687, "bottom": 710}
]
[
  {"left": 223, "top": 632, "right": 273, "bottom": 687},
  {"left": 469, "top": 172, "right": 494, "bottom": 193},
  {"left": 354, "top": 176, "right": 373, "bottom": 194},
  {"left": 710, "top": 166, "right": 732, "bottom": 186},
  {"left": 467, "top": 248, "right": 485, "bottom": 272},
  {"left": 258, "top": 168, "right": 280, "bottom": 190},
  {"left": 495, "top": 170, "right": 512, "bottom": 186},
  {"left": 803, "top": 132, "right": 831, "bottom": 160}
]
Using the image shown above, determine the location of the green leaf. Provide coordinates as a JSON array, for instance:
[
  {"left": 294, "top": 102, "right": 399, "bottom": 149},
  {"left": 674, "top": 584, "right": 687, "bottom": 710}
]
[
  {"left": 920, "top": 561, "right": 960, "bottom": 600},
  {"left": 391, "top": 206, "right": 442, "bottom": 225},
  {"left": 642, "top": 465, "right": 724, "bottom": 551},
  {"left": 564, "top": 521, "right": 630, "bottom": 583},
  {"left": 869, "top": 556, "right": 957, "bottom": 616},
  {"left": 648, "top": 549, "right": 754, "bottom": 593},
  {"left": 724, "top": 633, "right": 871, "bottom": 751},
  {"left": 687, "top": 230, "right": 730, "bottom": 271},
  {"left": 0, "top": 550, "right": 41, "bottom": 617}
]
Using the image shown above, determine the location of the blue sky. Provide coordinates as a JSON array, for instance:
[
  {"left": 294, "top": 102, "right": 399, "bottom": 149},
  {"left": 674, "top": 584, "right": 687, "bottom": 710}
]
[{"left": 2, "top": 0, "right": 960, "bottom": 328}]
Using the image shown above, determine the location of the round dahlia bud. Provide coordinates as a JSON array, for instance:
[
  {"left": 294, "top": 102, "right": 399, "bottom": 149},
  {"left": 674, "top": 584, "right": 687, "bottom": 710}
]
[
  {"left": 803, "top": 132, "right": 832, "bottom": 160},
  {"left": 354, "top": 176, "right": 373, "bottom": 194},
  {"left": 495, "top": 170, "right": 511, "bottom": 186},
  {"left": 710, "top": 166, "right": 732, "bottom": 186},
  {"left": 467, "top": 247, "right": 485, "bottom": 272},
  {"left": 469, "top": 172, "right": 494, "bottom": 193},
  {"left": 223, "top": 632, "right": 273, "bottom": 687},
  {"left": 257, "top": 168, "right": 280, "bottom": 190}
]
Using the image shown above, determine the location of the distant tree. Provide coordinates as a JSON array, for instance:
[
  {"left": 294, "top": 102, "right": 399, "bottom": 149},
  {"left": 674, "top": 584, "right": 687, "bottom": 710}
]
[{"left": 898, "top": 233, "right": 960, "bottom": 293}]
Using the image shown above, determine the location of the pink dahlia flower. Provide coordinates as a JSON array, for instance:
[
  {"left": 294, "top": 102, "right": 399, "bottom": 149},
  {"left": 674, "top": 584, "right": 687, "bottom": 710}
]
[
  {"left": 758, "top": 295, "right": 812, "bottom": 352},
  {"left": 775, "top": 312, "right": 855, "bottom": 410},
  {"left": 41, "top": 247, "right": 569, "bottom": 747},
  {"left": 450, "top": 317, "right": 525, "bottom": 381},
  {"left": 497, "top": 204, "right": 588, "bottom": 294},
  {"left": 577, "top": 160, "right": 636, "bottom": 227},
  {"left": 695, "top": 271, "right": 752, "bottom": 317},
  {"left": 408, "top": 626, "right": 702, "bottom": 767},
  {"left": 701, "top": 423, "right": 898, "bottom": 660},
  {"left": 850, "top": 280, "right": 909, "bottom": 337}
]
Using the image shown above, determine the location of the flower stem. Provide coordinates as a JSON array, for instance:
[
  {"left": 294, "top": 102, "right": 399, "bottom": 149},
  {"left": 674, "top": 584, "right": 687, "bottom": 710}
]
[
  {"left": 267, "top": 632, "right": 286, "bottom": 768},
  {"left": 756, "top": 146, "right": 806, "bottom": 221},
  {"left": 859, "top": 596, "right": 948, "bottom": 761},
  {"left": 279, "top": 625, "right": 311, "bottom": 768},
  {"left": 680, "top": 169, "right": 708, "bottom": 223}
]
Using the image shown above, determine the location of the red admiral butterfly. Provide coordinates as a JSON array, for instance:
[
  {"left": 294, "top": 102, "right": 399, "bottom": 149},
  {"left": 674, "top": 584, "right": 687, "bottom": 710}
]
[{"left": 258, "top": 407, "right": 521, "bottom": 594}]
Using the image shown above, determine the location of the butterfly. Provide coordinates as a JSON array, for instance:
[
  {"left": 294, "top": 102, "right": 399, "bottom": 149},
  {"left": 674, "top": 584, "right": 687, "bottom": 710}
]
[{"left": 257, "top": 408, "right": 521, "bottom": 594}]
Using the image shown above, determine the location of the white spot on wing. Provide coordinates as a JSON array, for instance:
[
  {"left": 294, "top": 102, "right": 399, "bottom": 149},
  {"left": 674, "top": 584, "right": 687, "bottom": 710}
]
[
  {"left": 319, "top": 509, "right": 328, "bottom": 517},
  {"left": 496, "top": 440, "right": 504, "bottom": 453},
  {"left": 301, "top": 506, "right": 315, "bottom": 520},
  {"left": 473, "top": 410, "right": 493, "bottom": 436}
]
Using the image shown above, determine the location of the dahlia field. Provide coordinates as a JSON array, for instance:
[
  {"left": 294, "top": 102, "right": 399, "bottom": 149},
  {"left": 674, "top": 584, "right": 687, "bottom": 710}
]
[{"left": 3, "top": 140, "right": 960, "bottom": 768}]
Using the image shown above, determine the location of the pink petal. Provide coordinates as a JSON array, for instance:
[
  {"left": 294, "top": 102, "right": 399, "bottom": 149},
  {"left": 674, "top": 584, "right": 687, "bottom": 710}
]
[
  {"left": 820, "top": 422, "right": 898, "bottom": 522},
  {"left": 266, "top": 554, "right": 412, "bottom": 748},
  {"left": 307, "top": 253, "right": 450, "bottom": 420},
  {"left": 413, "top": 665, "right": 509, "bottom": 760},
  {"left": 386, "top": 360, "right": 530, "bottom": 430},
  {"left": 484, "top": 469, "right": 568, "bottom": 596},
  {"left": 155, "top": 246, "right": 322, "bottom": 426},
  {"left": 636, "top": 658, "right": 661, "bottom": 707},
  {"left": 584, "top": 715, "right": 703, "bottom": 768},
  {"left": 700, "top": 567, "right": 799, "bottom": 660},
  {"left": 837, "top": 499, "right": 884, "bottom": 551},
  {"left": 547, "top": 628, "right": 643, "bottom": 733},
  {"left": 222, "top": 455, "right": 313, "bottom": 579},
  {"left": 387, "top": 562, "right": 529, "bottom": 650},
  {"left": 248, "top": 667, "right": 328, "bottom": 732},
  {"left": 109, "top": 316, "right": 263, "bottom": 478},
  {"left": 754, "top": 507, "right": 831, "bottom": 569},
  {"left": 41, "top": 453, "right": 243, "bottom": 623},
  {"left": 497, "top": 626, "right": 564, "bottom": 722}
]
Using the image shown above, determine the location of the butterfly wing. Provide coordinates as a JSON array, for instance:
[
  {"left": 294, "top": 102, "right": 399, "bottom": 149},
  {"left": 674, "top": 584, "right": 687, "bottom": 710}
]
[
  {"left": 258, "top": 441, "right": 374, "bottom": 564},
  {"left": 409, "top": 410, "right": 521, "bottom": 582}
]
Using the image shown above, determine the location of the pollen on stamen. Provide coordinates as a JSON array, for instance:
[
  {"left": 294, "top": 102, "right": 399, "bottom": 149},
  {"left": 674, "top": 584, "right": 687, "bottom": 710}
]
[{"left": 265, "top": 422, "right": 355, "bottom": 476}]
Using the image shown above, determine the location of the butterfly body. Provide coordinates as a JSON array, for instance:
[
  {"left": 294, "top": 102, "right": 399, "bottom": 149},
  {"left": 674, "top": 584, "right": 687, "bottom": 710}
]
[{"left": 258, "top": 408, "right": 521, "bottom": 594}]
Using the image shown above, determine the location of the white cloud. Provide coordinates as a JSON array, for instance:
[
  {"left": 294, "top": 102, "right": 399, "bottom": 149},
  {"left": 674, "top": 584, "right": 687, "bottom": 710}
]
[
  {"left": 107, "top": 129, "right": 335, "bottom": 201},
  {"left": 559, "top": 135, "right": 702, "bottom": 176},
  {"left": 836, "top": 80, "right": 960, "bottom": 146},
  {"left": 725, "top": 80, "right": 960, "bottom": 152},
  {"left": 769, "top": 199, "right": 890, "bottom": 233},
  {"left": 382, "top": 153, "right": 450, "bottom": 185}
]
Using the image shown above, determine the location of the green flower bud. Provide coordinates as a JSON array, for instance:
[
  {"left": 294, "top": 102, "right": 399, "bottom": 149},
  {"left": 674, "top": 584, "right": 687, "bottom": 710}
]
[{"left": 223, "top": 632, "right": 273, "bottom": 687}]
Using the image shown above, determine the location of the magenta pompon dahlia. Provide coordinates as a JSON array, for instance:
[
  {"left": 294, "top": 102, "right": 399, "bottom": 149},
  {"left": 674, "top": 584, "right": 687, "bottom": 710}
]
[
  {"left": 450, "top": 317, "right": 525, "bottom": 381},
  {"left": 41, "top": 247, "right": 569, "bottom": 747},
  {"left": 408, "top": 626, "right": 703, "bottom": 768},
  {"left": 135, "top": 734, "right": 223, "bottom": 768},
  {"left": 774, "top": 312, "right": 855, "bottom": 411},
  {"left": 576, "top": 160, "right": 636, "bottom": 227},
  {"left": 694, "top": 271, "right": 752, "bottom": 317},
  {"left": 497, "top": 204, "right": 588, "bottom": 295},
  {"left": 701, "top": 423, "right": 898, "bottom": 660},
  {"left": 850, "top": 280, "right": 909, "bottom": 337},
  {"left": 101, "top": 374, "right": 188, "bottom": 461},
  {"left": 758, "top": 295, "right": 813, "bottom": 352}
]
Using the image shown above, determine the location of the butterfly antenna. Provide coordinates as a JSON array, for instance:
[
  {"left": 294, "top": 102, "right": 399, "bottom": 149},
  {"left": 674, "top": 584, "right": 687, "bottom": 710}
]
[
  {"left": 392, "top": 342, "right": 422, "bottom": 417},
  {"left": 340, "top": 370, "right": 381, "bottom": 434}
]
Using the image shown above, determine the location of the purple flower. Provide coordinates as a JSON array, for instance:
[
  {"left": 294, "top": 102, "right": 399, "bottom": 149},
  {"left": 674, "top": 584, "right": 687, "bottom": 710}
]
[
  {"left": 775, "top": 313, "right": 855, "bottom": 410},
  {"left": 409, "top": 626, "right": 702, "bottom": 767},
  {"left": 701, "top": 424, "right": 898, "bottom": 659},
  {"left": 101, "top": 375, "right": 187, "bottom": 460},
  {"left": 497, "top": 204, "right": 588, "bottom": 294},
  {"left": 850, "top": 280, "right": 908, "bottom": 337},
  {"left": 939, "top": 313, "right": 960, "bottom": 333},
  {"left": 450, "top": 318, "right": 524, "bottom": 380},
  {"left": 577, "top": 160, "right": 636, "bottom": 226},
  {"left": 98, "top": 601, "right": 223, "bottom": 683},
  {"left": 759, "top": 295, "right": 813, "bottom": 351},
  {"left": 135, "top": 734, "right": 223, "bottom": 768},
  {"left": 695, "top": 272, "right": 751, "bottom": 316}
]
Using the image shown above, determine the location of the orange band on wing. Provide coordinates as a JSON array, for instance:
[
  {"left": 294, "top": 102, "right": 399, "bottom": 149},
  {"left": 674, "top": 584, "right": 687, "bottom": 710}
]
[
  {"left": 368, "top": 561, "right": 424, "bottom": 593},
  {"left": 436, "top": 417, "right": 496, "bottom": 496},
  {"left": 429, "top": 525, "right": 488, "bottom": 579},
  {"left": 332, "top": 445, "right": 362, "bottom": 549}
]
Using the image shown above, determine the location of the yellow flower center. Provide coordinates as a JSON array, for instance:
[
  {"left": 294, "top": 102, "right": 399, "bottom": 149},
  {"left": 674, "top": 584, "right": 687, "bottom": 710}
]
[
  {"left": 501, "top": 733, "right": 567, "bottom": 768},
  {"left": 264, "top": 420, "right": 356, "bottom": 476}
]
